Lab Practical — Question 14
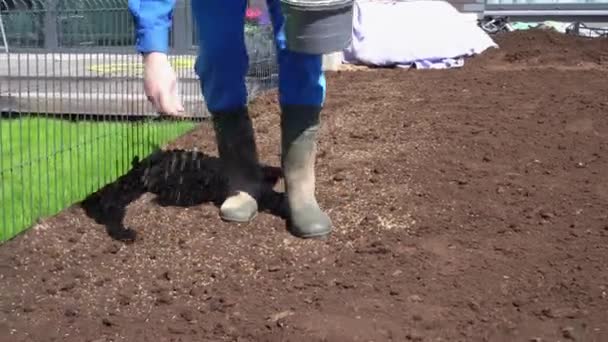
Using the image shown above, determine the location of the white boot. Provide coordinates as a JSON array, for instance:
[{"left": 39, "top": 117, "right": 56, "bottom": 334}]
[{"left": 212, "top": 107, "right": 261, "bottom": 222}]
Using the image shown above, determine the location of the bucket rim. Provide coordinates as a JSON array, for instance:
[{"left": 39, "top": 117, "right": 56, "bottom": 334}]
[{"left": 280, "top": 0, "right": 354, "bottom": 10}]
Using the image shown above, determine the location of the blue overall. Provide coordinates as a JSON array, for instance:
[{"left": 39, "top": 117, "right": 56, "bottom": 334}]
[{"left": 128, "top": 0, "right": 326, "bottom": 113}]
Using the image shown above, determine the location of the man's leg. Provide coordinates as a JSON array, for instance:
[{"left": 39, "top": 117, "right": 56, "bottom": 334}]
[
  {"left": 266, "top": 0, "right": 332, "bottom": 238},
  {"left": 192, "top": 0, "right": 261, "bottom": 222}
]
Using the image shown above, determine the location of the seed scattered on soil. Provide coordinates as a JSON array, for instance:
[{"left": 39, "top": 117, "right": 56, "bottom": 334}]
[{"left": 1, "top": 29, "right": 607, "bottom": 341}]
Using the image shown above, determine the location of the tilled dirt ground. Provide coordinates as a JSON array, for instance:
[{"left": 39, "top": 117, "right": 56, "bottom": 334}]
[{"left": 1, "top": 29, "right": 608, "bottom": 342}]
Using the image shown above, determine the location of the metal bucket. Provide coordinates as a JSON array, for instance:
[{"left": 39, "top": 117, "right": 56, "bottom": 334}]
[{"left": 280, "top": 0, "right": 354, "bottom": 55}]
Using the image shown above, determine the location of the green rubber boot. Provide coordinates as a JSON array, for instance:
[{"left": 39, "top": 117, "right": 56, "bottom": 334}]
[
  {"left": 212, "top": 107, "right": 261, "bottom": 223},
  {"left": 281, "top": 105, "right": 332, "bottom": 238}
]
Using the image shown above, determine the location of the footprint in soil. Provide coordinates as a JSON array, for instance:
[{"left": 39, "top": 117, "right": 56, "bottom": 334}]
[{"left": 80, "top": 149, "right": 288, "bottom": 242}]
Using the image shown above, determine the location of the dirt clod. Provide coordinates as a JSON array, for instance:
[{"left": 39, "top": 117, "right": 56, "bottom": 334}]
[
  {"left": 268, "top": 311, "right": 294, "bottom": 323},
  {"left": 168, "top": 325, "right": 186, "bottom": 335},
  {"left": 408, "top": 295, "right": 423, "bottom": 303},
  {"left": 155, "top": 292, "right": 173, "bottom": 306},
  {"left": 101, "top": 318, "right": 115, "bottom": 327},
  {"left": 64, "top": 308, "right": 78, "bottom": 318},
  {"left": 562, "top": 326, "right": 576, "bottom": 340}
]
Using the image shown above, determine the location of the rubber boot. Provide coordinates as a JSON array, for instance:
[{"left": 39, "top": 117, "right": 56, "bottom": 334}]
[
  {"left": 281, "top": 104, "right": 332, "bottom": 238},
  {"left": 212, "top": 107, "right": 261, "bottom": 222}
]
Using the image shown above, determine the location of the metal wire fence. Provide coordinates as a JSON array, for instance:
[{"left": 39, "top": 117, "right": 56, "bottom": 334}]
[{"left": 0, "top": 0, "right": 278, "bottom": 242}]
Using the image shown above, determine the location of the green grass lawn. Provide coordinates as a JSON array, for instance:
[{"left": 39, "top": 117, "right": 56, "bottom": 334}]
[{"left": 0, "top": 116, "right": 196, "bottom": 242}]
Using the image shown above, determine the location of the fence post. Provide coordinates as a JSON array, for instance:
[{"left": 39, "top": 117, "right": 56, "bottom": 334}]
[
  {"left": 172, "top": 0, "right": 190, "bottom": 52},
  {"left": 44, "top": 0, "right": 59, "bottom": 50},
  {"left": 0, "top": 15, "right": 8, "bottom": 53}
]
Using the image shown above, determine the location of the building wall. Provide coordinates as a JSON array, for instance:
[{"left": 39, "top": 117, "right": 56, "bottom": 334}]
[{"left": 447, "top": 0, "right": 486, "bottom": 13}]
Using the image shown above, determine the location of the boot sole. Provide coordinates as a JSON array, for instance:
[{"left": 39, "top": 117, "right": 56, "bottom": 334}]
[
  {"left": 288, "top": 227, "right": 332, "bottom": 240},
  {"left": 219, "top": 211, "right": 258, "bottom": 223}
]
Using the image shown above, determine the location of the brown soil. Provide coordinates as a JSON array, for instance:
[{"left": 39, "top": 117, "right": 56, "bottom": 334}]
[
  {"left": 467, "top": 28, "right": 608, "bottom": 69},
  {"left": 1, "top": 30, "right": 608, "bottom": 342}
]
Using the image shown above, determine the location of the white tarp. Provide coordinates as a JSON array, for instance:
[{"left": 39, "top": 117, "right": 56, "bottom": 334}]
[{"left": 343, "top": 0, "right": 499, "bottom": 68}]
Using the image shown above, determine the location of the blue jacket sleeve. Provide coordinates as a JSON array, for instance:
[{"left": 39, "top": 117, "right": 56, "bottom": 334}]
[{"left": 128, "top": 0, "right": 175, "bottom": 54}]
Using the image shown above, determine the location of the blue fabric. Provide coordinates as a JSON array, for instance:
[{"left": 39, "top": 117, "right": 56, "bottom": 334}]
[
  {"left": 266, "top": 0, "right": 326, "bottom": 109},
  {"left": 129, "top": 0, "right": 326, "bottom": 113},
  {"left": 128, "top": 0, "right": 175, "bottom": 54},
  {"left": 191, "top": 0, "right": 250, "bottom": 113}
]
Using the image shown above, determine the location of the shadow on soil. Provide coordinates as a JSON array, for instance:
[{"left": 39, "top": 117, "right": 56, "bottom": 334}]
[{"left": 81, "top": 149, "right": 287, "bottom": 243}]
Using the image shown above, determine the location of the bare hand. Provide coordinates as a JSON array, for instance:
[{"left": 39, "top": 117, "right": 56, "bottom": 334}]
[{"left": 143, "top": 52, "right": 184, "bottom": 116}]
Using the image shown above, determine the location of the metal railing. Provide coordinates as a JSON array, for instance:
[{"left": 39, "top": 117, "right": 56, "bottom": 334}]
[
  {"left": 0, "top": 0, "right": 278, "bottom": 242},
  {"left": 483, "top": 0, "right": 608, "bottom": 16}
]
